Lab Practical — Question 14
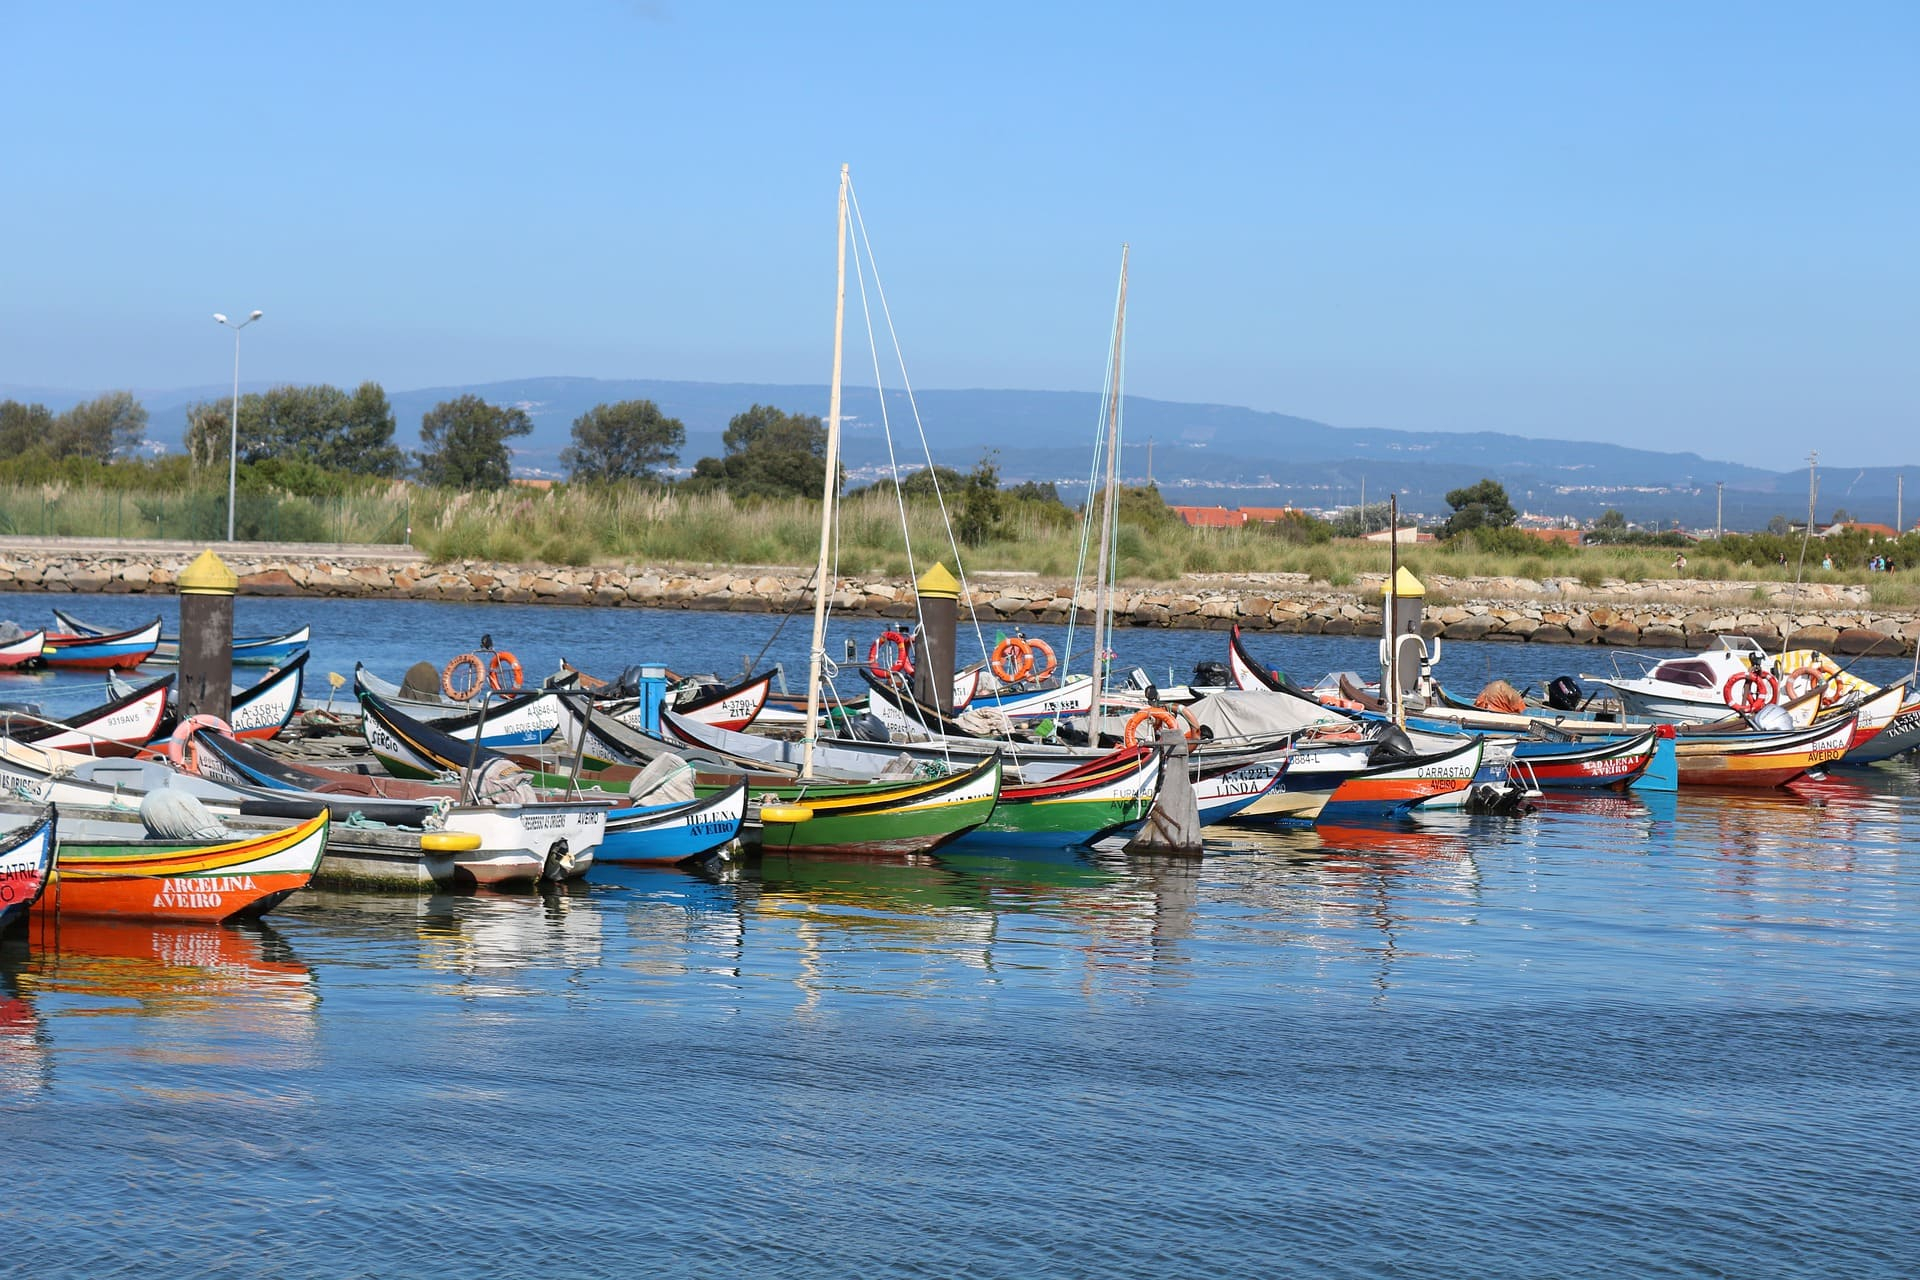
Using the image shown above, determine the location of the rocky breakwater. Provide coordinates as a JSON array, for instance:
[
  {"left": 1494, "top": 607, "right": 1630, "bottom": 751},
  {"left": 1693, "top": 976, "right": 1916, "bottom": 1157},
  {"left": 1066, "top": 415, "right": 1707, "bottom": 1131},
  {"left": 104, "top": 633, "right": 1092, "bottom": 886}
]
[{"left": 1, "top": 545, "right": 1916, "bottom": 656}]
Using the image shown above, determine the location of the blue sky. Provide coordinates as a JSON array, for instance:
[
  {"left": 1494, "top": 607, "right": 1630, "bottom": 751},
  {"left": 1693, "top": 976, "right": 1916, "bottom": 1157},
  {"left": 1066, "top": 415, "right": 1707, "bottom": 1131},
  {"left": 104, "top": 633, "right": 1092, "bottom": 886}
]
[{"left": 1, "top": 1, "right": 1913, "bottom": 465}]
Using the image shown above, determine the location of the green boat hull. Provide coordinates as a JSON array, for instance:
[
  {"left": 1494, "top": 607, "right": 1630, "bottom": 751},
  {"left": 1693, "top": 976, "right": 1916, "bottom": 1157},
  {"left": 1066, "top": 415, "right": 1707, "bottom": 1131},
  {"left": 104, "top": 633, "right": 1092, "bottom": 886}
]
[
  {"left": 953, "top": 793, "right": 1151, "bottom": 850},
  {"left": 701, "top": 755, "right": 1003, "bottom": 857}
]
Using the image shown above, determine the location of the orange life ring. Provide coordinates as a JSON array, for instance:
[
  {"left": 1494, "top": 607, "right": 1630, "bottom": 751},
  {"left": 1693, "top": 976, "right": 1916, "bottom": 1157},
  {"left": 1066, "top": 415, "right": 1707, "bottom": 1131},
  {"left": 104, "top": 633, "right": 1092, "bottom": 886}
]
[
  {"left": 1816, "top": 663, "right": 1846, "bottom": 708},
  {"left": 1722, "top": 670, "right": 1776, "bottom": 715},
  {"left": 443, "top": 653, "right": 485, "bottom": 701},
  {"left": 1026, "top": 638, "right": 1057, "bottom": 681},
  {"left": 488, "top": 650, "right": 523, "bottom": 691},
  {"left": 1782, "top": 666, "right": 1821, "bottom": 702},
  {"left": 991, "top": 637, "right": 1034, "bottom": 683},
  {"left": 1122, "top": 706, "right": 1200, "bottom": 747},
  {"left": 868, "top": 630, "right": 914, "bottom": 679},
  {"left": 166, "top": 713, "right": 233, "bottom": 770}
]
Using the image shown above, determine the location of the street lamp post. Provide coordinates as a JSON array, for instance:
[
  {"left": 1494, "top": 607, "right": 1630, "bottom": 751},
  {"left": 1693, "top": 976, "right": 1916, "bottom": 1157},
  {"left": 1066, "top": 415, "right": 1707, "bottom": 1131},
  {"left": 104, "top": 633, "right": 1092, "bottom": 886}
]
[{"left": 212, "top": 310, "right": 263, "bottom": 541}]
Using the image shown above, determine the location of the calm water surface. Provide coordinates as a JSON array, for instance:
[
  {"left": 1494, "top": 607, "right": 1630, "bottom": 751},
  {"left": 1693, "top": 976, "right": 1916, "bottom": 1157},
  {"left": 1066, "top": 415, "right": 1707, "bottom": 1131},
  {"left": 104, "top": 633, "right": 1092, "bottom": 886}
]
[{"left": 4, "top": 593, "right": 1918, "bottom": 1278}]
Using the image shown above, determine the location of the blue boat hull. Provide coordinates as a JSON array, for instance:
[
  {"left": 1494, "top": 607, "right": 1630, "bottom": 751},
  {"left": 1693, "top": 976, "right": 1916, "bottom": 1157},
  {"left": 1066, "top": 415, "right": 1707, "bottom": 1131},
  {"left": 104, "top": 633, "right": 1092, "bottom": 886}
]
[{"left": 598, "top": 784, "right": 746, "bottom": 866}]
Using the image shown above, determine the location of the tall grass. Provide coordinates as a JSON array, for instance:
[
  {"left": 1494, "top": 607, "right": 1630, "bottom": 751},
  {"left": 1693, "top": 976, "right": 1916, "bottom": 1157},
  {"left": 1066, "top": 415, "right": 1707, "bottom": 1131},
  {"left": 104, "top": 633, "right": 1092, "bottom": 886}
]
[
  {"left": 7, "top": 476, "right": 1920, "bottom": 596},
  {"left": 0, "top": 480, "right": 410, "bottom": 544}
]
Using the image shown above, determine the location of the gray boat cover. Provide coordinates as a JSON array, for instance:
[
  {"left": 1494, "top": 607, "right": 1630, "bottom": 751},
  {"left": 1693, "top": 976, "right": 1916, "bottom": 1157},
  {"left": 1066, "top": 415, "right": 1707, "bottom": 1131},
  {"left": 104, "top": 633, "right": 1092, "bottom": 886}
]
[{"left": 1178, "top": 689, "right": 1348, "bottom": 742}]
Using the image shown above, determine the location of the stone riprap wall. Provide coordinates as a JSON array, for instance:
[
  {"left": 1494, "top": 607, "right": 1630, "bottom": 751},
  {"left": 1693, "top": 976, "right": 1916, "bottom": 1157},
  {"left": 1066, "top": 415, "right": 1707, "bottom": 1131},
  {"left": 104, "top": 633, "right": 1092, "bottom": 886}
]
[{"left": 2, "top": 550, "right": 1915, "bottom": 655}]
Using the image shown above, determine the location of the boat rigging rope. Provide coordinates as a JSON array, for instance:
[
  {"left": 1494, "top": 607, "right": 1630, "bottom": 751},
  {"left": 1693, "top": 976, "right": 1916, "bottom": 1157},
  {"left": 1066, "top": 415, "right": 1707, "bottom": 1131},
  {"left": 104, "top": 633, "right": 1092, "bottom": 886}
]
[
  {"left": 848, "top": 182, "right": 994, "bottom": 679},
  {"left": 1061, "top": 268, "right": 1128, "bottom": 682},
  {"left": 744, "top": 559, "right": 819, "bottom": 680},
  {"left": 847, "top": 237, "right": 958, "bottom": 763}
]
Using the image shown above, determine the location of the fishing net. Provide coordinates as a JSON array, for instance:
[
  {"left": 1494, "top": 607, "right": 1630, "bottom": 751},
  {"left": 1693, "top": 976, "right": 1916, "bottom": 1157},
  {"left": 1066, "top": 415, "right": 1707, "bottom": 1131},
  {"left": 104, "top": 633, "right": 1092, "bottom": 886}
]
[{"left": 1474, "top": 680, "right": 1529, "bottom": 714}]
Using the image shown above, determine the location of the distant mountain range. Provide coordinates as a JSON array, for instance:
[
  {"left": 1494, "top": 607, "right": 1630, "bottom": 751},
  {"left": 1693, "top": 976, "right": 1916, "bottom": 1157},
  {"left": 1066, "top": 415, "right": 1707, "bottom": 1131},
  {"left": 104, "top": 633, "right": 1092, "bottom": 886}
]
[{"left": 8, "top": 375, "right": 1914, "bottom": 530}]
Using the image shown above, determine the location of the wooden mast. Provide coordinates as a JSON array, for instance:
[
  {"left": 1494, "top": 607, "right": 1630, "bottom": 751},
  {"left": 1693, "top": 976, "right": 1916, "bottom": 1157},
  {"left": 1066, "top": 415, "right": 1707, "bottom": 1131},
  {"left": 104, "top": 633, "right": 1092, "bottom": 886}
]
[
  {"left": 802, "top": 163, "right": 850, "bottom": 780},
  {"left": 1087, "top": 244, "right": 1129, "bottom": 737},
  {"left": 1387, "top": 493, "right": 1401, "bottom": 727}
]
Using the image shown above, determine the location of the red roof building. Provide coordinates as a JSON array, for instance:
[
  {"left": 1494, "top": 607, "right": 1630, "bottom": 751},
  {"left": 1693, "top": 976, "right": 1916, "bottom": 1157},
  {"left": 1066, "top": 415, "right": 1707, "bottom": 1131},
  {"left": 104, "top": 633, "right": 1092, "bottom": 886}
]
[{"left": 1172, "top": 505, "right": 1247, "bottom": 528}]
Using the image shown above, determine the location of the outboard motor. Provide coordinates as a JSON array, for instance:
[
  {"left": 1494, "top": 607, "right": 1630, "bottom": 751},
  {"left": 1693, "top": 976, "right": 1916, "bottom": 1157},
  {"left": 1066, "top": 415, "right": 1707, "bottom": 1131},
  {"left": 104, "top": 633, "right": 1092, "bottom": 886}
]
[
  {"left": 1467, "top": 780, "right": 1536, "bottom": 816},
  {"left": 1191, "top": 660, "right": 1232, "bottom": 688},
  {"left": 1366, "top": 724, "right": 1422, "bottom": 765},
  {"left": 1545, "top": 675, "right": 1582, "bottom": 712}
]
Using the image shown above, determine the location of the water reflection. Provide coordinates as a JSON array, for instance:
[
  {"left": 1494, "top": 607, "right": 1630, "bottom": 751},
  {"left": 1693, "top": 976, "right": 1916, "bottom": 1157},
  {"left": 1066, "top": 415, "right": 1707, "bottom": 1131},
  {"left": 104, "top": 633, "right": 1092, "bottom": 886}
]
[
  {"left": 3, "top": 917, "right": 318, "bottom": 1090},
  {"left": 588, "top": 864, "right": 747, "bottom": 982},
  {"left": 0, "top": 949, "right": 48, "bottom": 1097},
  {"left": 16, "top": 916, "right": 316, "bottom": 1016}
]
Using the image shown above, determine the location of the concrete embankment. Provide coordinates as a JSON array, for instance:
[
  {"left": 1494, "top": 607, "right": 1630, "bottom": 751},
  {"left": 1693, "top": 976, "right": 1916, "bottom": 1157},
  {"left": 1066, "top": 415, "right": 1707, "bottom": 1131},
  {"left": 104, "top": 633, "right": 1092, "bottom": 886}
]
[{"left": 1, "top": 539, "right": 1915, "bottom": 656}]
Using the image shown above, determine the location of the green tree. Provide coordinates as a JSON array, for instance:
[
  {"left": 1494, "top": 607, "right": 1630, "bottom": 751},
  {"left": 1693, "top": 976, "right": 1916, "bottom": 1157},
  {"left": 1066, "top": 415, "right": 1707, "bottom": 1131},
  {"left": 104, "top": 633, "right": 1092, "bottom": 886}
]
[
  {"left": 561, "top": 399, "right": 685, "bottom": 482},
  {"left": 1766, "top": 514, "right": 1792, "bottom": 535},
  {"left": 1329, "top": 501, "right": 1394, "bottom": 538},
  {"left": 1442, "top": 478, "right": 1518, "bottom": 539},
  {"left": 722, "top": 402, "right": 827, "bottom": 457},
  {"left": 850, "top": 465, "right": 963, "bottom": 500},
  {"left": 1005, "top": 479, "right": 1065, "bottom": 506},
  {"left": 330, "top": 383, "right": 406, "bottom": 476},
  {"left": 1087, "top": 482, "right": 1182, "bottom": 529},
  {"left": 685, "top": 403, "right": 829, "bottom": 499},
  {"left": 0, "top": 400, "right": 56, "bottom": 457},
  {"left": 183, "top": 382, "right": 403, "bottom": 477},
  {"left": 415, "top": 395, "right": 533, "bottom": 490},
  {"left": 1831, "top": 507, "right": 1852, "bottom": 525},
  {"left": 1594, "top": 508, "right": 1627, "bottom": 531},
  {"left": 956, "top": 452, "right": 1004, "bottom": 546},
  {"left": 47, "top": 391, "right": 148, "bottom": 461}
]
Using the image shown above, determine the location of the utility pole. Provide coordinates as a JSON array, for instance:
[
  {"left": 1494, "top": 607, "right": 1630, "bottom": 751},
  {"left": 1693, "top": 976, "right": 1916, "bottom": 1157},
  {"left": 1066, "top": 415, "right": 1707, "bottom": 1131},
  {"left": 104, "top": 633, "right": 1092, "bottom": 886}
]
[
  {"left": 1899, "top": 473, "right": 1905, "bottom": 535},
  {"left": 1715, "top": 481, "right": 1723, "bottom": 541},
  {"left": 1146, "top": 437, "right": 1153, "bottom": 487},
  {"left": 1795, "top": 451, "right": 1818, "bottom": 585}
]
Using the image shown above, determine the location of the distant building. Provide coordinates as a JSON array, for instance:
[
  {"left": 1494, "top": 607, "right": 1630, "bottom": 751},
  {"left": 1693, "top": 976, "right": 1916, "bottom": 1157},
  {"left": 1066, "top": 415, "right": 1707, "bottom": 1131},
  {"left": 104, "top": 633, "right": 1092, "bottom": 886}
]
[
  {"left": 1521, "top": 527, "right": 1584, "bottom": 546},
  {"left": 1237, "top": 506, "right": 1307, "bottom": 524},
  {"left": 1172, "top": 505, "right": 1246, "bottom": 528},
  {"left": 1362, "top": 526, "right": 1434, "bottom": 544},
  {"left": 1820, "top": 521, "right": 1899, "bottom": 540}
]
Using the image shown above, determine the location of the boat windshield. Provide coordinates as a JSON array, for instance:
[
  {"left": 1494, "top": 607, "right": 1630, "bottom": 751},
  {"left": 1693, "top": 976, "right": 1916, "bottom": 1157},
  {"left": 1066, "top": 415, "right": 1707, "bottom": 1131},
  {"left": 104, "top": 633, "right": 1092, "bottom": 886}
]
[{"left": 1648, "top": 659, "right": 1719, "bottom": 689}]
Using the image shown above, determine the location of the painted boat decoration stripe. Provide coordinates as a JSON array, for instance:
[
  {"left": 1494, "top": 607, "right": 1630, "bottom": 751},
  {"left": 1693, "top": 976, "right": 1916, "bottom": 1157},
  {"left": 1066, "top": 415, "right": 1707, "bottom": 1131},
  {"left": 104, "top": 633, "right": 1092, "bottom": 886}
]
[
  {"left": 0, "top": 629, "right": 48, "bottom": 670},
  {"left": 6, "top": 676, "right": 174, "bottom": 757},
  {"left": 1672, "top": 712, "right": 1859, "bottom": 788},
  {"left": 41, "top": 618, "right": 163, "bottom": 670},
  {"left": 741, "top": 754, "right": 1006, "bottom": 857},
  {"left": 1318, "top": 738, "right": 1484, "bottom": 821},
  {"left": 956, "top": 745, "right": 1161, "bottom": 849},
  {"left": 1512, "top": 726, "right": 1660, "bottom": 790},
  {"left": 599, "top": 782, "right": 747, "bottom": 865},
  {"left": 41, "top": 812, "right": 328, "bottom": 921},
  {"left": 50, "top": 609, "right": 309, "bottom": 666}
]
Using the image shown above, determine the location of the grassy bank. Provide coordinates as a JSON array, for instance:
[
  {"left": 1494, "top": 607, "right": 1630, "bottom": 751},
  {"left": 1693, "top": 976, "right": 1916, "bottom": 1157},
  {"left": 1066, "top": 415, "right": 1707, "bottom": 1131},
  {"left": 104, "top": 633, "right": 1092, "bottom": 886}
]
[
  {"left": 7, "top": 476, "right": 1919, "bottom": 606},
  {"left": 403, "top": 485, "right": 1920, "bottom": 606}
]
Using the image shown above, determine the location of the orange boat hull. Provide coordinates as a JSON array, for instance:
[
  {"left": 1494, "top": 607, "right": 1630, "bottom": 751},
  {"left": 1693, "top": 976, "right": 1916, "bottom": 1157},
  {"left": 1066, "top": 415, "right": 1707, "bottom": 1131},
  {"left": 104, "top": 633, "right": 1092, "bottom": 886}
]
[
  {"left": 34, "top": 814, "right": 328, "bottom": 922},
  {"left": 34, "top": 869, "right": 315, "bottom": 921}
]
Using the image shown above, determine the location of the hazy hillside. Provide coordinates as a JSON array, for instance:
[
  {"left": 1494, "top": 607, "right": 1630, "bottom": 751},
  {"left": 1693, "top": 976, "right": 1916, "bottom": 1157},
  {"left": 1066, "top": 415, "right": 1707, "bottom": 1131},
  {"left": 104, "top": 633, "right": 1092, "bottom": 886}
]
[{"left": 8, "top": 375, "right": 1913, "bottom": 530}]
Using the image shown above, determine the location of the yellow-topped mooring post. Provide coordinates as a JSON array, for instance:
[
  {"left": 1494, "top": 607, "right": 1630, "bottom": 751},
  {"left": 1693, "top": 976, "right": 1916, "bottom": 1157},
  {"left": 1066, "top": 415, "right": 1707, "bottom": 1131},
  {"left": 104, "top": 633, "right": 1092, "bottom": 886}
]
[
  {"left": 178, "top": 548, "right": 238, "bottom": 724},
  {"left": 1381, "top": 565, "right": 1426, "bottom": 702},
  {"left": 913, "top": 562, "right": 960, "bottom": 713}
]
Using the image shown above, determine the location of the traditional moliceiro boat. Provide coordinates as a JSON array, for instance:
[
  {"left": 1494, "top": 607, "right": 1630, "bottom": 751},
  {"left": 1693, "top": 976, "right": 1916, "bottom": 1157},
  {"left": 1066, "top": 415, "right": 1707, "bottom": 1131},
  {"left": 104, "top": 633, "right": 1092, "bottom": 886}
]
[{"left": 25, "top": 811, "right": 328, "bottom": 921}]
